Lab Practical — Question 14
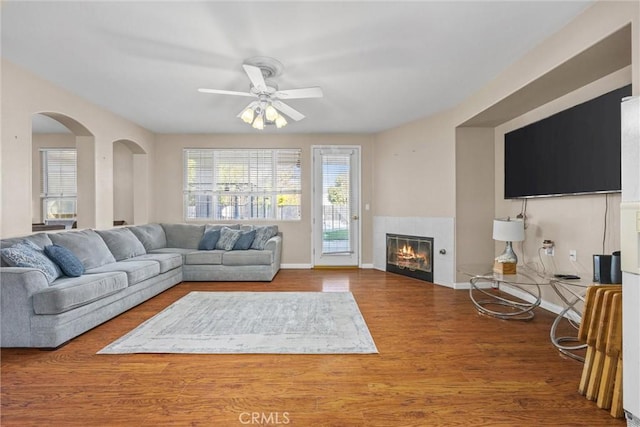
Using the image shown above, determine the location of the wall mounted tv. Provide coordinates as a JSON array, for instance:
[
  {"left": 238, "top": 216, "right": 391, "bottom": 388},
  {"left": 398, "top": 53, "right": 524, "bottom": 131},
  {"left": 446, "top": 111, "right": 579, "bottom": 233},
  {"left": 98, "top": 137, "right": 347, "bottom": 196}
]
[{"left": 504, "top": 84, "right": 631, "bottom": 199}]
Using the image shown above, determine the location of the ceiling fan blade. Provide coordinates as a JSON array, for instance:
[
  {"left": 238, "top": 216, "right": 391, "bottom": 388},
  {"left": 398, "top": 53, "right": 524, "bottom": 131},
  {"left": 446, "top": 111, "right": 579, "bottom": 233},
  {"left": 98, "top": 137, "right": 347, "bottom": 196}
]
[
  {"left": 242, "top": 64, "right": 267, "bottom": 92},
  {"left": 236, "top": 101, "right": 259, "bottom": 118},
  {"left": 198, "top": 88, "right": 255, "bottom": 97},
  {"left": 272, "top": 100, "right": 305, "bottom": 121},
  {"left": 274, "top": 87, "right": 323, "bottom": 99}
]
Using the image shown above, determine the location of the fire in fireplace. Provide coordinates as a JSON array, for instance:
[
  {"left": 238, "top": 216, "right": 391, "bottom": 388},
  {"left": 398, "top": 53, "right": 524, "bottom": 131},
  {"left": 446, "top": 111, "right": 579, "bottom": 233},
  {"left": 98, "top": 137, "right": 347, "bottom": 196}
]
[{"left": 386, "top": 233, "right": 434, "bottom": 282}]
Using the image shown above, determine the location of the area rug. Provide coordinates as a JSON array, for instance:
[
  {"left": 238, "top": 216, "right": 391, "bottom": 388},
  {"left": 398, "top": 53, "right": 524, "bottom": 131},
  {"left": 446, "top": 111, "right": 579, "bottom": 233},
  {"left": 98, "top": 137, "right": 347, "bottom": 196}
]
[{"left": 98, "top": 291, "right": 378, "bottom": 354}]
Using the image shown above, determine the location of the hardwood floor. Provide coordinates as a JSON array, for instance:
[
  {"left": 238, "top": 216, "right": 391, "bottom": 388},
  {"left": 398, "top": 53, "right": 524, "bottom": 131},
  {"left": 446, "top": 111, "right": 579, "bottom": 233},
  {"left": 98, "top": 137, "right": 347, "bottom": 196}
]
[{"left": 1, "top": 269, "right": 624, "bottom": 426}]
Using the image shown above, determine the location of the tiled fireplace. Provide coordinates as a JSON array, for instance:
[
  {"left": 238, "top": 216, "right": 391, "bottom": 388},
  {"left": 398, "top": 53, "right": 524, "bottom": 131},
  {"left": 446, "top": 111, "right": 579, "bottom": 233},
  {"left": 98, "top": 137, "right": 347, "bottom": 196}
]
[{"left": 386, "top": 233, "right": 434, "bottom": 282}]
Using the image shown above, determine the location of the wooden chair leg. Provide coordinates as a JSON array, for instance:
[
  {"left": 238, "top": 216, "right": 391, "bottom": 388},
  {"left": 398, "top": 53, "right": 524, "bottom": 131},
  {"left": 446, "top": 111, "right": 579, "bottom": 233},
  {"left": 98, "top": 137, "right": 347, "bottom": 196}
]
[
  {"left": 610, "top": 357, "right": 624, "bottom": 418},
  {"left": 597, "top": 293, "right": 622, "bottom": 409}
]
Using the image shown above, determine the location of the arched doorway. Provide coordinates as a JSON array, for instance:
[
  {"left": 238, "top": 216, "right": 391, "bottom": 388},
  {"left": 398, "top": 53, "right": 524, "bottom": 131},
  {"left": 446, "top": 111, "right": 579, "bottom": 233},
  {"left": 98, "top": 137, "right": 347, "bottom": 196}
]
[
  {"left": 113, "top": 139, "right": 147, "bottom": 226},
  {"left": 31, "top": 112, "right": 96, "bottom": 229}
]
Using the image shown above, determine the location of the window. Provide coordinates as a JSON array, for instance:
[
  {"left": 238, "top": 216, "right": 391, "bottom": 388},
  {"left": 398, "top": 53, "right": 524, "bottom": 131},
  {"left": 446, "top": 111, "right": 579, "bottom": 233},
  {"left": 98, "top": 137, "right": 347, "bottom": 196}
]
[
  {"left": 184, "top": 149, "right": 301, "bottom": 221},
  {"left": 41, "top": 149, "right": 77, "bottom": 220}
]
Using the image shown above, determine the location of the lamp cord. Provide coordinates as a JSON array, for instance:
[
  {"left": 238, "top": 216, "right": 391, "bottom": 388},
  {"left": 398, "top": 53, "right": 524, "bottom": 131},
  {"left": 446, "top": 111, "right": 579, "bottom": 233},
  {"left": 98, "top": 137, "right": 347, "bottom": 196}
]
[{"left": 602, "top": 194, "right": 608, "bottom": 253}]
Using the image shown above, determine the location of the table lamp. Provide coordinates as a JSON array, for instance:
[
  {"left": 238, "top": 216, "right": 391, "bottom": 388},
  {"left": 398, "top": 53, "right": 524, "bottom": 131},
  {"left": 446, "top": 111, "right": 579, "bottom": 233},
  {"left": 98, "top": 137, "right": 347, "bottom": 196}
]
[{"left": 493, "top": 217, "right": 524, "bottom": 274}]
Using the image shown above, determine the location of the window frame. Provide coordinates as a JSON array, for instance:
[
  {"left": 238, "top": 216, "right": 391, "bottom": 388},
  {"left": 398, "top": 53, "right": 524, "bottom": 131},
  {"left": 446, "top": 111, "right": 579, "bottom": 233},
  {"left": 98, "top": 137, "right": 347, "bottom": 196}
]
[
  {"left": 40, "top": 148, "right": 77, "bottom": 220},
  {"left": 183, "top": 148, "right": 302, "bottom": 222}
]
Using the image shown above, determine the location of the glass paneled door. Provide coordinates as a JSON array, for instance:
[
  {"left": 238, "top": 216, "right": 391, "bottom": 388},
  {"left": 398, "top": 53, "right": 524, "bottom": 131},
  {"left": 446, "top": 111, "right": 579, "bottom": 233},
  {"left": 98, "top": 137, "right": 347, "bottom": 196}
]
[{"left": 312, "top": 147, "right": 360, "bottom": 266}]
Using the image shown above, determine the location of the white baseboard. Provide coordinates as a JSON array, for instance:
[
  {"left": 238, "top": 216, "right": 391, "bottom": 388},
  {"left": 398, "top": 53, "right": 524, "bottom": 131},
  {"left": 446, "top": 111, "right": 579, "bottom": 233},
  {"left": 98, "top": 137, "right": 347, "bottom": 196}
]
[
  {"left": 281, "top": 264, "right": 312, "bottom": 269},
  {"left": 360, "top": 263, "right": 374, "bottom": 269},
  {"left": 500, "top": 286, "right": 580, "bottom": 322}
]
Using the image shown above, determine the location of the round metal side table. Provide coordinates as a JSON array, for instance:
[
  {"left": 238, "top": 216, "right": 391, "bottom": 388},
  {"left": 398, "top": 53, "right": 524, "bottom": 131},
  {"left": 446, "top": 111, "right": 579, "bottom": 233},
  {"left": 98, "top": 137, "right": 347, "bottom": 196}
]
[{"left": 459, "top": 265, "right": 544, "bottom": 321}]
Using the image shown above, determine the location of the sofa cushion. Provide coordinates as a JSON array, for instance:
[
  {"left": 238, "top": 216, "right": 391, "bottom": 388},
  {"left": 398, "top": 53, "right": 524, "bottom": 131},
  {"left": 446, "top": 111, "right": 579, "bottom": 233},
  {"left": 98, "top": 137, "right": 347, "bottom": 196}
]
[
  {"left": 49, "top": 229, "right": 116, "bottom": 270},
  {"left": 198, "top": 229, "right": 221, "bottom": 250},
  {"left": 32, "top": 271, "right": 128, "bottom": 315},
  {"left": 222, "top": 250, "right": 274, "bottom": 266},
  {"left": 122, "top": 253, "right": 182, "bottom": 273},
  {"left": 216, "top": 227, "right": 242, "bottom": 251},
  {"left": 128, "top": 224, "right": 167, "bottom": 252},
  {"left": 96, "top": 228, "right": 146, "bottom": 261},
  {"left": 185, "top": 250, "right": 223, "bottom": 265},
  {"left": 161, "top": 223, "right": 204, "bottom": 249},
  {"left": 86, "top": 260, "right": 160, "bottom": 286},
  {"left": 1, "top": 233, "right": 53, "bottom": 250},
  {"left": 250, "top": 225, "right": 279, "bottom": 250},
  {"left": 44, "top": 244, "right": 85, "bottom": 277},
  {"left": 1, "top": 241, "right": 62, "bottom": 284},
  {"left": 233, "top": 229, "right": 256, "bottom": 250}
]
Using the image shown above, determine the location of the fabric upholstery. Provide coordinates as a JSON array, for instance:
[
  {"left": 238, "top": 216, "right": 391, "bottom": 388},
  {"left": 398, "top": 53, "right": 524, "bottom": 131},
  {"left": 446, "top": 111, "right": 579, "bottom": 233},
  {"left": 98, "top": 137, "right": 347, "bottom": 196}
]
[
  {"left": 233, "top": 229, "right": 256, "bottom": 250},
  {"left": 49, "top": 229, "right": 116, "bottom": 270},
  {"left": 198, "top": 229, "right": 221, "bottom": 250},
  {"left": 1, "top": 241, "right": 62, "bottom": 284},
  {"left": 96, "top": 228, "right": 146, "bottom": 261},
  {"left": 222, "top": 250, "right": 273, "bottom": 266},
  {"left": 216, "top": 227, "right": 242, "bottom": 251},
  {"left": 250, "top": 225, "right": 279, "bottom": 250},
  {"left": 122, "top": 253, "right": 182, "bottom": 274},
  {"left": 86, "top": 260, "right": 160, "bottom": 286},
  {"left": 185, "top": 250, "right": 223, "bottom": 265},
  {"left": 44, "top": 244, "right": 85, "bottom": 277},
  {"left": 161, "top": 223, "right": 204, "bottom": 249},
  {"left": 128, "top": 224, "right": 167, "bottom": 252},
  {"left": 32, "top": 272, "right": 128, "bottom": 315}
]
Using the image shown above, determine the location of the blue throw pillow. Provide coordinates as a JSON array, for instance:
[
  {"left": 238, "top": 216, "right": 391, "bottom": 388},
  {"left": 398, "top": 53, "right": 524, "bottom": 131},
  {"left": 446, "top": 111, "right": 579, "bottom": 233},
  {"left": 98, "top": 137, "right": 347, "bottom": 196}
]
[
  {"left": 1, "top": 241, "right": 62, "bottom": 284},
  {"left": 233, "top": 229, "right": 256, "bottom": 250},
  {"left": 44, "top": 244, "right": 85, "bottom": 277},
  {"left": 198, "top": 229, "right": 221, "bottom": 250}
]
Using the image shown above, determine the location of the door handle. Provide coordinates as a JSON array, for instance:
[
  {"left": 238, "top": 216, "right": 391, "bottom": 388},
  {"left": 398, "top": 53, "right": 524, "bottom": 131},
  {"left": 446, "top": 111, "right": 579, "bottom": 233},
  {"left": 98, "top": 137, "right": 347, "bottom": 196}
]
[{"left": 352, "top": 215, "right": 359, "bottom": 220}]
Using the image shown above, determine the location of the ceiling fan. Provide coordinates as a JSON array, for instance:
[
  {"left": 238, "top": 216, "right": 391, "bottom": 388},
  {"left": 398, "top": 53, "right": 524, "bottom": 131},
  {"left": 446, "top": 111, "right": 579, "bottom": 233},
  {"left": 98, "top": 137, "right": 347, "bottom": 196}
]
[{"left": 198, "top": 57, "right": 323, "bottom": 129}]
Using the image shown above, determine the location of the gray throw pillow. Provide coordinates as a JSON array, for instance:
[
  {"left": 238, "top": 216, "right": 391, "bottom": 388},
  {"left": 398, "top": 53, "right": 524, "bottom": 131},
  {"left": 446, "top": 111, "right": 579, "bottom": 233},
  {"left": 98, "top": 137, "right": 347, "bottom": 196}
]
[
  {"left": 216, "top": 227, "right": 242, "bottom": 251},
  {"left": 233, "top": 229, "right": 256, "bottom": 250},
  {"left": 250, "top": 225, "right": 279, "bottom": 250},
  {"left": 44, "top": 244, "right": 85, "bottom": 277},
  {"left": 96, "top": 228, "right": 147, "bottom": 261},
  {"left": 1, "top": 240, "right": 62, "bottom": 284},
  {"left": 198, "top": 229, "right": 221, "bottom": 250}
]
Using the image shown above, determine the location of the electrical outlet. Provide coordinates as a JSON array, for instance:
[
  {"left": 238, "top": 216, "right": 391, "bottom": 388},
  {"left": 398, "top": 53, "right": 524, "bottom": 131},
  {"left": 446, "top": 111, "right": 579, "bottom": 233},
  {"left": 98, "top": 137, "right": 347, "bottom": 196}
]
[
  {"left": 569, "top": 250, "right": 577, "bottom": 262},
  {"left": 545, "top": 246, "right": 555, "bottom": 256}
]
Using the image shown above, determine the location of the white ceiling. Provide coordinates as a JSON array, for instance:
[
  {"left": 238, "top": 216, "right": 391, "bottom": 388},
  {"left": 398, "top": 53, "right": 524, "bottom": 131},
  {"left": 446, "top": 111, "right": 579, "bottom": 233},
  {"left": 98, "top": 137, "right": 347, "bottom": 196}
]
[{"left": 2, "top": 1, "right": 593, "bottom": 134}]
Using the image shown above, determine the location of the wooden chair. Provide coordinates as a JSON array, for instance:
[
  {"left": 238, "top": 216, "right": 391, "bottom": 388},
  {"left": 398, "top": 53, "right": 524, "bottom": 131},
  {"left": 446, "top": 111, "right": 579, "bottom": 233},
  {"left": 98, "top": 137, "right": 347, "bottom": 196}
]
[
  {"left": 578, "top": 285, "right": 621, "bottom": 396},
  {"left": 596, "top": 292, "right": 622, "bottom": 409},
  {"left": 586, "top": 288, "right": 622, "bottom": 400}
]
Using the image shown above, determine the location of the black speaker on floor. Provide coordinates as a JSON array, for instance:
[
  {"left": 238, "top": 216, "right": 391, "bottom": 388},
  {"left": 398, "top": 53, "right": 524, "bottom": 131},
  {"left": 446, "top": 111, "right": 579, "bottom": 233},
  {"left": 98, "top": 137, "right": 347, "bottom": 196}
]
[{"left": 593, "top": 254, "right": 612, "bottom": 284}]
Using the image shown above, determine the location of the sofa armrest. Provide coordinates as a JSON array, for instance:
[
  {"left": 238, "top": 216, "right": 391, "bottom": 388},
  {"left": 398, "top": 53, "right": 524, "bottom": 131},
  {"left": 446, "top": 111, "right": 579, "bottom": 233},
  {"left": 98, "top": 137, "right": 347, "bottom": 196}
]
[
  {"left": 264, "top": 234, "right": 282, "bottom": 268},
  {"left": 1, "top": 268, "right": 49, "bottom": 347}
]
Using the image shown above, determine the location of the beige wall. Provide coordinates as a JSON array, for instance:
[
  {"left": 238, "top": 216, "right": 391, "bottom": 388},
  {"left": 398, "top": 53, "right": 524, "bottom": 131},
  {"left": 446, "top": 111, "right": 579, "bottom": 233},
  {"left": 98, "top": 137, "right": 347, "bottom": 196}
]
[
  {"left": 153, "top": 134, "right": 375, "bottom": 266},
  {"left": 113, "top": 141, "right": 134, "bottom": 225},
  {"left": 373, "top": 109, "right": 457, "bottom": 218},
  {"left": 1, "top": 60, "right": 155, "bottom": 237}
]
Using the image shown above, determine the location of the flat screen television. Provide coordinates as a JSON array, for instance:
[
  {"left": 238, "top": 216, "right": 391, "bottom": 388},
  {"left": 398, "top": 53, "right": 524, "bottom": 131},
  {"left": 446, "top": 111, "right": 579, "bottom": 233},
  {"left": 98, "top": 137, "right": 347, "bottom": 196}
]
[{"left": 504, "top": 84, "right": 631, "bottom": 199}]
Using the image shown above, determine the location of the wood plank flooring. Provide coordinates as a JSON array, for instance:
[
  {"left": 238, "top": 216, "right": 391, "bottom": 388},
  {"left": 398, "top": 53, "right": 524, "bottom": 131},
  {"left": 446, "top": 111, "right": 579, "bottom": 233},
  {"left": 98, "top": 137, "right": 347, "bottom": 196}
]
[{"left": 1, "top": 269, "right": 624, "bottom": 426}]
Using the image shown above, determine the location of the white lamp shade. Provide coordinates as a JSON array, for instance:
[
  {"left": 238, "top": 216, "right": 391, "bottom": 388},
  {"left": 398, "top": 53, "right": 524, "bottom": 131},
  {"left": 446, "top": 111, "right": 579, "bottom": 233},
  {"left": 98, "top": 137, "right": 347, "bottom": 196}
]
[{"left": 492, "top": 218, "right": 524, "bottom": 242}]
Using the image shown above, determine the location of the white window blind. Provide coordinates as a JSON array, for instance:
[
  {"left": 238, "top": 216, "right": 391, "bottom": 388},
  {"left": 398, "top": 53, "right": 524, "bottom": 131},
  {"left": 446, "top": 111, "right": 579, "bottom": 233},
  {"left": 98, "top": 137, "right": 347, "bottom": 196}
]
[
  {"left": 41, "top": 149, "right": 77, "bottom": 220},
  {"left": 184, "top": 149, "right": 301, "bottom": 221}
]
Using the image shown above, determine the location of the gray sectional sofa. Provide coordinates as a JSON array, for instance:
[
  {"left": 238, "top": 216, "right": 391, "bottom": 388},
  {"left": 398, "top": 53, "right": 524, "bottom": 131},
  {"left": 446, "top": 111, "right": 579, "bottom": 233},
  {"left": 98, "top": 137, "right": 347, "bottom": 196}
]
[{"left": 0, "top": 223, "right": 282, "bottom": 348}]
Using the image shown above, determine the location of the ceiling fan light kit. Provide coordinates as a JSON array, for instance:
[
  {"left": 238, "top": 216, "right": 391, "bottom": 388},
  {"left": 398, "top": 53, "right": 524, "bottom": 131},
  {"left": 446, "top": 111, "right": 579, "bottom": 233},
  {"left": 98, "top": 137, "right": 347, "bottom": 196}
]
[{"left": 198, "top": 56, "right": 322, "bottom": 130}]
